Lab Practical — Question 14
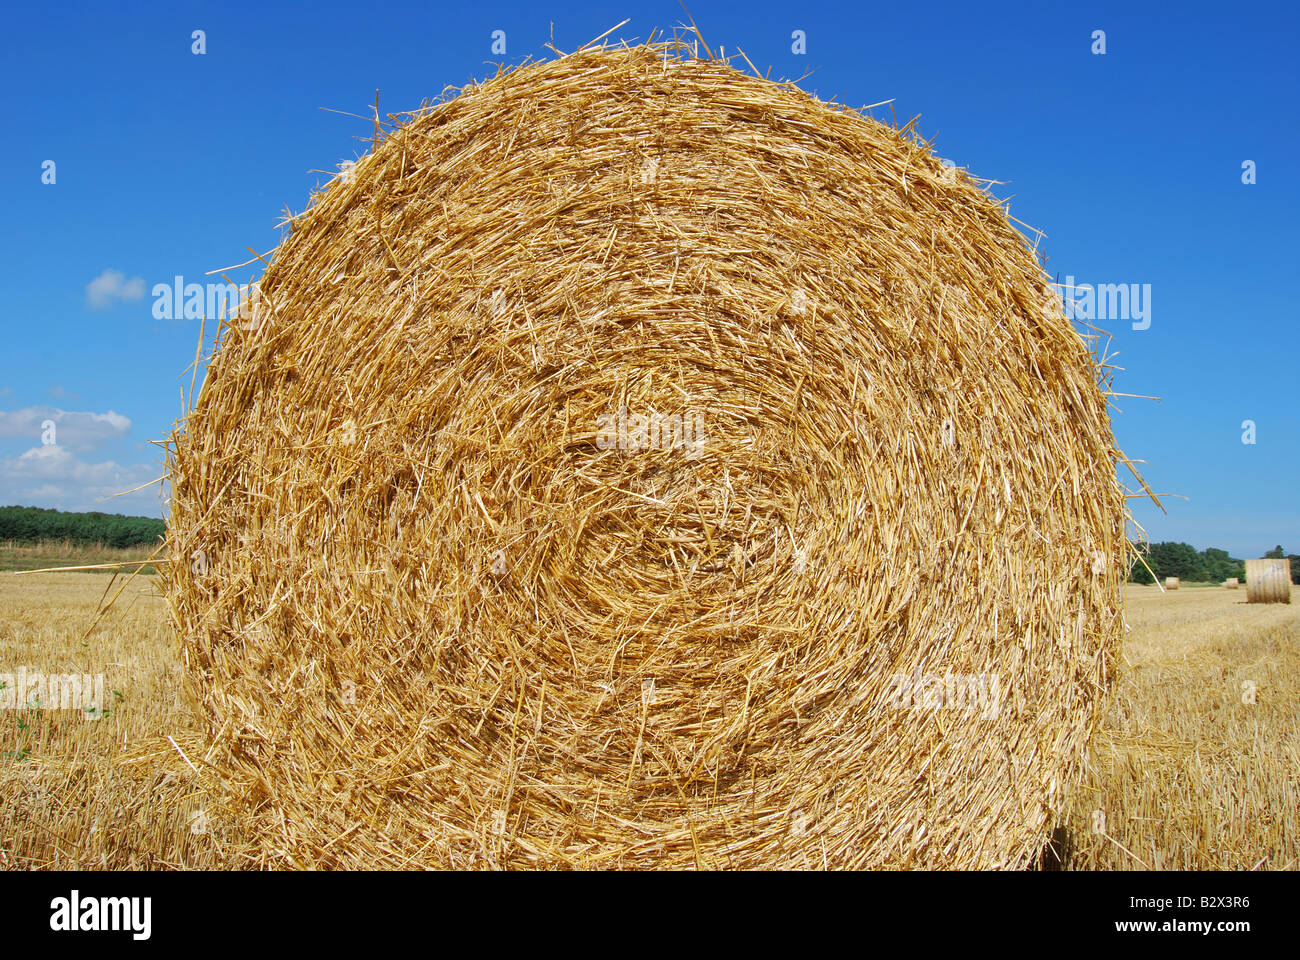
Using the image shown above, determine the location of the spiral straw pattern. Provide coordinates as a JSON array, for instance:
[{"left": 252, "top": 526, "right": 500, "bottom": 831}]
[{"left": 164, "top": 41, "right": 1131, "bottom": 868}]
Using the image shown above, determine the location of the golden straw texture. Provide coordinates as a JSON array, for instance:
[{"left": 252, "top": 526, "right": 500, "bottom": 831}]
[
  {"left": 164, "top": 43, "right": 1131, "bottom": 868},
  {"left": 1246, "top": 559, "right": 1292, "bottom": 605}
]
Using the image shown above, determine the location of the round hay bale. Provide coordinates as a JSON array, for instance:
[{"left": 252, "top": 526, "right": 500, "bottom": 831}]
[
  {"left": 1224, "top": 577, "right": 1239, "bottom": 589},
  {"left": 1165, "top": 576, "right": 1180, "bottom": 590},
  {"left": 163, "top": 43, "right": 1130, "bottom": 868},
  {"left": 1246, "top": 558, "right": 1291, "bottom": 604}
]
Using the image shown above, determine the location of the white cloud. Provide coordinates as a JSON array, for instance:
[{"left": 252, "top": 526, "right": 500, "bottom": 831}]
[
  {"left": 0, "top": 406, "right": 131, "bottom": 452},
  {"left": 0, "top": 445, "right": 163, "bottom": 515},
  {"left": 85, "top": 269, "right": 146, "bottom": 309}
]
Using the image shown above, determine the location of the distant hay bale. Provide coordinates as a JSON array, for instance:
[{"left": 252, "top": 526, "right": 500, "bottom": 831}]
[
  {"left": 1165, "top": 577, "right": 1180, "bottom": 590},
  {"left": 1224, "top": 577, "right": 1239, "bottom": 589},
  {"left": 1246, "top": 559, "right": 1291, "bottom": 604},
  {"left": 163, "top": 42, "right": 1131, "bottom": 868}
]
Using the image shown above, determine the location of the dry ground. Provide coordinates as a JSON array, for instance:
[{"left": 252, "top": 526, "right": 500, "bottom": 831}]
[
  {"left": 1062, "top": 583, "right": 1298, "bottom": 870},
  {"left": 0, "top": 572, "right": 1295, "bottom": 869},
  {"left": 0, "top": 541, "right": 160, "bottom": 574},
  {"left": 0, "top": 572, "right": 242, "bottom": 868}
]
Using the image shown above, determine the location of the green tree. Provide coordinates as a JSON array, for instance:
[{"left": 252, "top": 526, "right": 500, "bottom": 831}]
[
  {"left": 1147, "top": 541, "right": 1207, "bottom": 581},
  {"left": 1201, "top": 547, "right": 1244, "bottom": 583},
  {"left": 0, "top": 505, "right": 163, "bottom": 547}
]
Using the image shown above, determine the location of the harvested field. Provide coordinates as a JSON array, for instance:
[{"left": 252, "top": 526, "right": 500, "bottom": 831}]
[{"left": 3, "top": 576, "right": 1294, "bottom": 869}]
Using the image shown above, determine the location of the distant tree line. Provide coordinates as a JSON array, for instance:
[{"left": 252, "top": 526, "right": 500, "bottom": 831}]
[
  {"left": 1129, "top": 542, "right": 1300, "bottom": 585},
  {"left": 0, "top": 505, "right": 165, "bottom": 549}
]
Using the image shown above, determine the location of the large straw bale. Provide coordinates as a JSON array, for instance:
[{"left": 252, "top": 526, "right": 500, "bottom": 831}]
[
  {"left": 1246, "top": 559, "right": 1291, "bottom": 604},
  {"left": 163, "top": 42, "right": 1132, "bottom": 868}
]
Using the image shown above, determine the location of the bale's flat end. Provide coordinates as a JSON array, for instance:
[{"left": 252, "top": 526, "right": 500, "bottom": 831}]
[{"left": 164, "top": 44, "right": 1130, "bottom": 869}]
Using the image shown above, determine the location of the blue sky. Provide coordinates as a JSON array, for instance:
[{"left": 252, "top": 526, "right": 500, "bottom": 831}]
[{"left": 0, "top": 0, "right": 1295, "bottom": 558}]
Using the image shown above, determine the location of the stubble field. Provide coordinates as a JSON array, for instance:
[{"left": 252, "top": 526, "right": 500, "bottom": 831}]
[{"left": 1, "top": 570, "right": 1295, "bottom": 869}]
